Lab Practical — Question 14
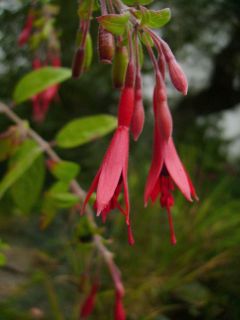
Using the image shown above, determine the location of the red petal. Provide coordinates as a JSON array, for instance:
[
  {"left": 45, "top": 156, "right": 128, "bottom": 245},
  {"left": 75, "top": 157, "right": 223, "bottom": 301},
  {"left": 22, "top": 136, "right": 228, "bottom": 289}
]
[
  {"left": 96, "top": 127, "right": 129, "bottom": 214},
  {"left": 144, "top": 123, "right": 165, "bottom": 205},
  {"left": 164, "top": 138, "right": 192, "bottom": 201},
  {"left": 122, "top": 145, "right": 130, "bottom": 224}
]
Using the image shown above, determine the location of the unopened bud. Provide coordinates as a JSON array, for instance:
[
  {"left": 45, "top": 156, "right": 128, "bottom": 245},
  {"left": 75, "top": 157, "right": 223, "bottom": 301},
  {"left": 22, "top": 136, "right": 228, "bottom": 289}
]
[
  {"left": 83, "top": 33, "right": 93, "bottom": 71},
  {"left": 160, "top": 40, "right": 188, "bottom": 95},
  {"left": 98, "top": 26, "right": 115, "bottom": 64},
  {"left": 112, "top": 45, "right": 129, "bottom": 89},
  {"left": 168, "top": 59, "right": 188, "bottom": 95}
]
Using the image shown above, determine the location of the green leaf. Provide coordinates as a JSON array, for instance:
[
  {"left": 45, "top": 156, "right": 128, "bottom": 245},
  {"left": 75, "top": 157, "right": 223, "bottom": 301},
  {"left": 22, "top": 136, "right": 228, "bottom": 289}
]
[
  {"left": 97, "top": 13, "right": 130, "bottom": 36},
  {"left": 49, "top": 192, "right": 79, "bottom": 208},
  {"left": 10, "top": 154, "right": 45, "bottom": 213},
  {"left": 55, "top": 115, "right": 117, "bottom": 149},
  {"left": 0, "top": 140, "right": 42, "bottom": 199},
  {"left": 135, "top": 8, "right": 171, "bottom": 29},
  {"left": 51, "top": 161, "right": 80, "bottom": 182},
  {"left": 13, "top": 67, "right": 71, "bottom": 104}
]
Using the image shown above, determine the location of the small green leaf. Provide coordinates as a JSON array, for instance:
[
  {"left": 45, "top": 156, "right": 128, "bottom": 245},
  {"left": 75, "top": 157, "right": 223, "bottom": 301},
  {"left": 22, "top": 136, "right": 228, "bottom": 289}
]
[
  {"left": 135, "top": 8, "right": 171, "bottom": 29},
  {"left": 51, "top": 161, "right": 80, "bottom": 182},
  {"left": 56, "top": 115, "right": 117, "bottom": 149},
  {"left": 10, "top": 154, "right": 45, "bottom": 213},
  {"left": 49, "top": 192, "right": 79, "bottom": 208},
  {"left": 97, "top": 13, "right": 130, "bottom": 36},
  {"left": 13, "top": 67, "right": 71, "bottom": 104},
  {"left": 0, "top": 140, "right": 42, "bottom": 198}
]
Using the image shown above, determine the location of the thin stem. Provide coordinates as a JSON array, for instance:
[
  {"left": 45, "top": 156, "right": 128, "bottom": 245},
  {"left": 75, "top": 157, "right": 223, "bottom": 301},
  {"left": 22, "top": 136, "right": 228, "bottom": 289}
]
[
  {"left": 0, "top": 101, "right": 124, "bottom": 296},
  {"left": 100, "top": 0, "right": 108, "bottom": 15}
]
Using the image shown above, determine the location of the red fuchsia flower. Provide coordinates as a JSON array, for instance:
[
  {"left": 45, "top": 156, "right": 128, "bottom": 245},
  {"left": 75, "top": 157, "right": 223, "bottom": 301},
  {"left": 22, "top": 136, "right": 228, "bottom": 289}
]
[
  {"left": 18, "top": 11, "right": 34, "bottom": 47},
  {"left": 114, "top": 290, "right": 126, "bottom": 320},
  {"left": 80, "top": 282, "right": 99, "bottom": 318},
  {"left": 82, "top": 62, "right": 135, "bottom": 245},
  {"left": 144, "top": 74, "right": 197, "bottom": 245},
  {"left": 160, "top": 39, "right": 188, "bottom": 96}
]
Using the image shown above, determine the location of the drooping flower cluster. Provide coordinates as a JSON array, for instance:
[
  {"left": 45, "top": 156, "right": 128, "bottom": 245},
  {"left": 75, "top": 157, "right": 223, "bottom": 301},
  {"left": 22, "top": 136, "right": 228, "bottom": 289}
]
[
  {"left": 78, "top": 0, "right": 198, "bottom": 247},
  {"left": 18, "top": 4, "right": 61, "bottom": 122}
]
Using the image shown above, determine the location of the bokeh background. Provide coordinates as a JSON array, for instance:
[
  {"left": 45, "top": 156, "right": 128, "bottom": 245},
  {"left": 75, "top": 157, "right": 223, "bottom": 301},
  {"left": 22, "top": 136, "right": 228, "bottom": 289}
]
[{"left": 0, "top": 0, "right": 240, "bottom": 319}]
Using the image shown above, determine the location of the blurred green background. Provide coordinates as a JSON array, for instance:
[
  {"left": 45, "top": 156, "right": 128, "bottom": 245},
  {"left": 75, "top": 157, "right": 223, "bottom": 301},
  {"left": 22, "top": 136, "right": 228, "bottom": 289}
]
[{"left": 0, "top": 0, "right": 240, "bottom": 319}]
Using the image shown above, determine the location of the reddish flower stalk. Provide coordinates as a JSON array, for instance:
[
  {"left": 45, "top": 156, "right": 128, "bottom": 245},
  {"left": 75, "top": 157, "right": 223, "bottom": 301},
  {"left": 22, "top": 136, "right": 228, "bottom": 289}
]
[
  {"left": 18, "top": 10, "right": 34, "bottom": 47},
  {"left": 80, "top": 282, "right": 99, "bottom": 318},
  {"left": 131, "top": 34, "right": 145, "bottom": 141}
]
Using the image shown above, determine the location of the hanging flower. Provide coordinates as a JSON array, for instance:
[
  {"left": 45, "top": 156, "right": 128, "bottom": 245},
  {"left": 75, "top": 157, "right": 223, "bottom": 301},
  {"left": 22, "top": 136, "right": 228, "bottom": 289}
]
[
  {"left": 82, "top": 62, "right": 135, "bottom": 245},
  {"left": 144, "top": 77, "right": 197, "bottom": 245}
]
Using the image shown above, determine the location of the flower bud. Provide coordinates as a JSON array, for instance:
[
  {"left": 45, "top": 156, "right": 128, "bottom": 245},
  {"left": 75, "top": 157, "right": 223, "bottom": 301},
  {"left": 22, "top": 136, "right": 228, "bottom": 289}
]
[
  {"left": 98, "top": 26, "right": 115, "bottom": 64},
  {"left": 168, "top": 59, "right": 188, "bottom": 95},
  {"left": 131, "top": 74, "right": 145, "bottom": 141},
  {"left": 83, "top": 33, "right": 93, "bottom": 71},
  {"left": 160, "top": 40, "right": 188, "bottom": 95},
  {"left": 112, "top": 46, "right": 129, "bottom": 89}
]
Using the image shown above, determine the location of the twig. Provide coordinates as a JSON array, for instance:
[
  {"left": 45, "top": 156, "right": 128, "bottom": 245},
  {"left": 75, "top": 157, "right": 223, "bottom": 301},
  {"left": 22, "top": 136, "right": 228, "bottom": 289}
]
[{"left": 0, "top": 101, "right": 124, "bottom": 294}]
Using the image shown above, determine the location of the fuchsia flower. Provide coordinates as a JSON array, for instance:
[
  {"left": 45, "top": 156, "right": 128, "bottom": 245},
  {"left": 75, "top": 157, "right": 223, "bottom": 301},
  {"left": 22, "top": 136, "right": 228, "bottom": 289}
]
[
  {"left": 144, "top": 74, "right": 197, "bottom": 245},
  {"left": 18, "top": 11, "right": 34, "bottom": 47},
  {"left": 80, "top": 282, "right": 99, "bottom": 318},
  {"left": 82, "top": 62, "right": 135, "bottom": 245}
]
